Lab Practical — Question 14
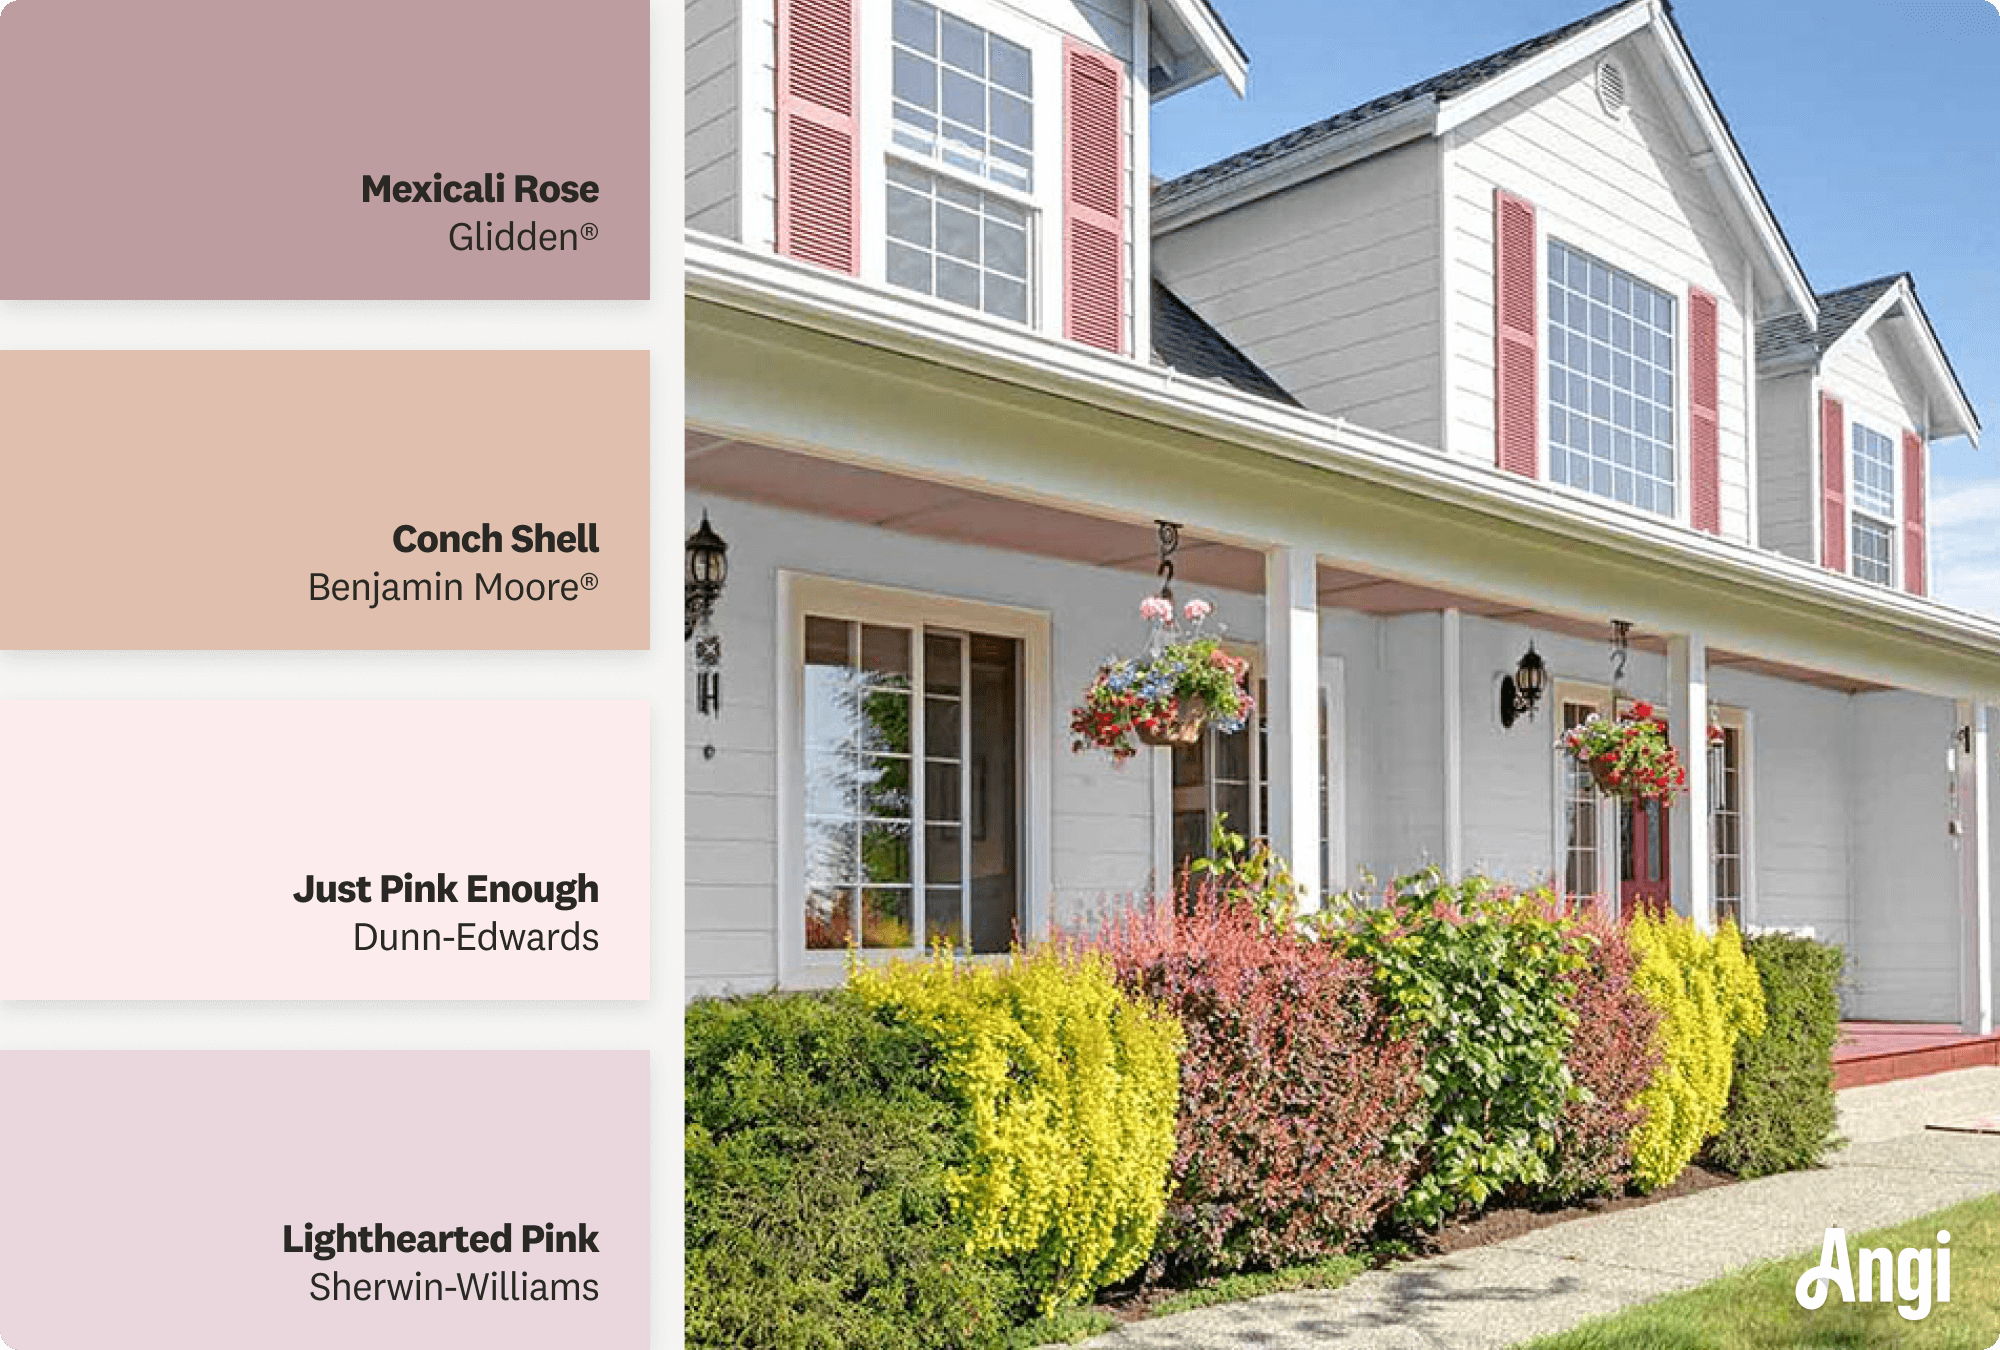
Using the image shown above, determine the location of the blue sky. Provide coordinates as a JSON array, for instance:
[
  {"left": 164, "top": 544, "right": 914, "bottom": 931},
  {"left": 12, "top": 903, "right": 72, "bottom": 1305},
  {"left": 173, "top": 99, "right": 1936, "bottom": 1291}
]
[{"left": 1154, "top": 0, "right": 2000, "bottom": 613}]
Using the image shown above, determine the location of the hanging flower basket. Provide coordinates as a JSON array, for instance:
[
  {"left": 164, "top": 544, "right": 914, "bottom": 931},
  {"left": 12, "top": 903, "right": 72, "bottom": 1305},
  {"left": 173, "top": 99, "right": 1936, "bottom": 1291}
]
[
  {"left": 1559, "top": 701, "right": 1688, "bottom": 803},
  {"left": 1070, "top": 597, "right": 1255, "bottom": 763}
]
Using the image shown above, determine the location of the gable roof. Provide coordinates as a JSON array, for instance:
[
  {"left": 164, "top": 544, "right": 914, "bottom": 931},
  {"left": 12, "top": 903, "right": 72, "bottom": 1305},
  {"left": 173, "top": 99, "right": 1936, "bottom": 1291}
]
[
  {"left": 1153, "top": 0, "right": 1817, "bottom": 327},
  {"left": 1155, "top": 0, "right": 1641, "bottom": 210},
  {"left": 1151, "top": 281, "right": 1298, "bottom": 404},
  {"left": 1759, "top": 274, "right": 1981, "bottom": 444}
]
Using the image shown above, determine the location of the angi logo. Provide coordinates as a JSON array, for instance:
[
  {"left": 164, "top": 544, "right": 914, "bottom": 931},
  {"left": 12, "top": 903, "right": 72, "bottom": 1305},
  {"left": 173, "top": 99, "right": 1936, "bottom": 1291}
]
[{"left": 1796, "top": 1227, "right": 1951, "bottom": 1321}]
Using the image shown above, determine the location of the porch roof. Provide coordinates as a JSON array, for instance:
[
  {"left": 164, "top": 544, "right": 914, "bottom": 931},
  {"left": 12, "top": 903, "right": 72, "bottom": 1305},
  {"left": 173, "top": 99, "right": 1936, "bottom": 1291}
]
[{"left": 685, "top": 233, "right": 2000, "bottom": 702}]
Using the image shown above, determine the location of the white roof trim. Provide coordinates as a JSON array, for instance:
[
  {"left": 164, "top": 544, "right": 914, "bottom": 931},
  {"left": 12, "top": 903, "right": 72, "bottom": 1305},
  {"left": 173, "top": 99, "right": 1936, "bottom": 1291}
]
[
  {"left": 1435, "top": 0, "right": 1816, "bottom": 328},
  {"left": 1153, "top": 0, "right": 1246, "bottom": 97},
  {"left": 1823, "top": 278, "right": 1981, "bottom": 446}
]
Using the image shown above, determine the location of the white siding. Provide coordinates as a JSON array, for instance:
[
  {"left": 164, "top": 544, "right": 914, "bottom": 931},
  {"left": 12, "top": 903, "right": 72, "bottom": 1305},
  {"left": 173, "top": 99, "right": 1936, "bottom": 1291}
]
[
  {"left": 1756, "top": 370, "right": 1815, "bottom": 563},
  {"left": 1152, "top": 141, "right": 1444, "bottom": 443},
  {"left": 1826, "top": 326, "right": 1926, "bottom": 445},
  {"left": 1446, "top": 42, "right": 1753, "bottom": 540},
  {"left": 1847, "top": 691, "right": 1960, "bottom": 1021},
  {"left": 686, "top": 0, "right": 741, "bottom": 239}
]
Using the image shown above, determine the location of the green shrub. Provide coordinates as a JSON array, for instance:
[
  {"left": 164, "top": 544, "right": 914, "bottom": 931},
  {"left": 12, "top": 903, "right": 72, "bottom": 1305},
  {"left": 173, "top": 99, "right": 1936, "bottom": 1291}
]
[
  {"left": 1318, "top": 873, "right": 1590, "bottom": 1227},
  {"left": 850, "top": 946, "right": 1182, "bottom": 1311},
  {"left": 1707, "top": 932, "right": 1844, "bottom": 1177},
  {"left": 684, "top": 991, "right": 1018, "bottom": 1350},
  {"left": 1626, "top": 913, "right": 1767, "bottom": 1191}
]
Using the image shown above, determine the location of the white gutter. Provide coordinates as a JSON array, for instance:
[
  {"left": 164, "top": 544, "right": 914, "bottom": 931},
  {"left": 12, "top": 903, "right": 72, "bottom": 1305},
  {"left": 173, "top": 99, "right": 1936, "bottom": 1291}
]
[{"left": 684, "top": 233, "right": 2000, "bottom": 666}]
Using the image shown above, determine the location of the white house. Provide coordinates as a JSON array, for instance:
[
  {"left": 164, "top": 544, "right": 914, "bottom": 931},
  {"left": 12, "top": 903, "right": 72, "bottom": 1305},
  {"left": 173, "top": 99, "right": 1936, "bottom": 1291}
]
[{"left": 683, "top": 0, "right": 1998, "bottom": 1044}]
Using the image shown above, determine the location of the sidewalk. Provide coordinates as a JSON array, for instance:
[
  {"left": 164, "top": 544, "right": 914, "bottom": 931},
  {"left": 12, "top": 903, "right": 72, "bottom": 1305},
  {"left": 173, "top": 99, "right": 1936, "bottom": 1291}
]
[{"left": 1071, "top": 1067, "right": 2000, "bottom": 1349}]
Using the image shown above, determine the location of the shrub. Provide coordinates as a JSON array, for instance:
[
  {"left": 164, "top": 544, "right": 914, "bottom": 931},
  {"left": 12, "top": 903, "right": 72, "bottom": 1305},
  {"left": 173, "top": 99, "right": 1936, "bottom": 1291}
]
[
  {"left": 1707, "top": 932, "right": 1844, "bottom": 1177},
  {"left": 1319, "top": 874, "right": 1591, "bottom": 1227},
  {"left": 1541, "top": 906, "right": 1662, "bottom": 1201},
  {"left": 1626, "top": 913, "right": 1767, "bottom": 1191},
  {"left": 684, "top": 991, "right": 1018, "bottom": 1350},
  {"left": 1093, "top": 878, "right": 1423, "bottom": 1279},
  {"left": 850, "top": 946, "right": 1182, "bottom": 1312}
]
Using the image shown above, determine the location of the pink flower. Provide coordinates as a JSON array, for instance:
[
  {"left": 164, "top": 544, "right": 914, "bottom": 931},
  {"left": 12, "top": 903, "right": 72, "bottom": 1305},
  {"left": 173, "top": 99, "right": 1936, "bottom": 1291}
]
[
  {"left": 1140, "top": 596, "right": 1173, "bottom": 623},
  {"left": 1183, "top": 598, "right": 1214, "bottom": 622}
]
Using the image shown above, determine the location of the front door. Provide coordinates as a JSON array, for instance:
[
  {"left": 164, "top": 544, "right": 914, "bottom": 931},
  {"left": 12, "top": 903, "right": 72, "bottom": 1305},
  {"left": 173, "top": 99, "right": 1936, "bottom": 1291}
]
[{"left": 1621, "top": 796, "right": 1671, "bottom": 918}]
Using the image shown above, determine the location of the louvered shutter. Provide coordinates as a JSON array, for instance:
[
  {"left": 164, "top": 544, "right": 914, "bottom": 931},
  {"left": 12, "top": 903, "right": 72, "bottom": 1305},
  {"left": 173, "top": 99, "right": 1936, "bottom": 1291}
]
[
  {"left": 1820, "top": 393, "right": 1847, "bottom": 572},
  {"left": 1063, "top": 38, "right": 1124, "bottom": 352},
  {"left": 1903, "top": 429, "right": 1927, "bottom": 596},
  {"left": 776, "top": 0, "right": 859, "bottom": 274},
  {"left": 1493, "top": 190, "right": 1538, "bottom": 478},
  {"left": 1688, "top": 286, "right": 1721, "bottom": 533}
]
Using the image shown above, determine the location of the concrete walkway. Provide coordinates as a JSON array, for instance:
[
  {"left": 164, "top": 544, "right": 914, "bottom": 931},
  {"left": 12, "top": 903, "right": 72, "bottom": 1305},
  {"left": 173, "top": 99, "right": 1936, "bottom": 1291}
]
[{"left": 1070, "top": 1067, "right": 2000, "bottom": 1349}]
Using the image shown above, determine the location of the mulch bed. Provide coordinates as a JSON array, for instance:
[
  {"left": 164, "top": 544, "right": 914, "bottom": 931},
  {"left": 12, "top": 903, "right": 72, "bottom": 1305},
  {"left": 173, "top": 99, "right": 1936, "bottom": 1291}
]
[{"left": 1091, "top": 1165, "right": 1740, "bottom": 1323}]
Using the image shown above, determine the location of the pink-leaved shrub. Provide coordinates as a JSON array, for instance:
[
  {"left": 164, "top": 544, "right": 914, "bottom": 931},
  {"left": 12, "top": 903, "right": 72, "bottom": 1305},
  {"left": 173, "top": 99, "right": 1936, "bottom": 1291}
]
[
  {"left": 1542, "top": 903, "right": 1662, "bottom": 1201},
  {"left": 1090, "top": 878, "right": 1423, "bottom": 1279}
]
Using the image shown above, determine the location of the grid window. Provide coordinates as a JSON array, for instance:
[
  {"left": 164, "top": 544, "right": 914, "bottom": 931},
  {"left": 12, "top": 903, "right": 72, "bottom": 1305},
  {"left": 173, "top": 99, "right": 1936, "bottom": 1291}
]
[
  {"left": 1547, "top": 241, "right": 1678, "bottom": 517},
  {"left": 1712, "top": 725, "right": 1744, "bottom": 928},
  {"left": 886, "top": 161, "right": 1031, "bottom": 322},
  {"left": 891, "top": 0, "right": 1033, "bottom": 192},
  {"left": 1851, "top": 424, "right": 1897, "bottom": 586},
  {"left": 1561, "top": 701, "right": 1602, "bottom": 901}
]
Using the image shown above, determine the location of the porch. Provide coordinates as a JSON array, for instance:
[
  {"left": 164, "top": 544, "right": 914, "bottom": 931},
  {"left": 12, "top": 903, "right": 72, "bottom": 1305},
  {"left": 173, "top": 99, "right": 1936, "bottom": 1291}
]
[{"left": 1835, "top": 1022, "right": 2000, "bottom": 1089}]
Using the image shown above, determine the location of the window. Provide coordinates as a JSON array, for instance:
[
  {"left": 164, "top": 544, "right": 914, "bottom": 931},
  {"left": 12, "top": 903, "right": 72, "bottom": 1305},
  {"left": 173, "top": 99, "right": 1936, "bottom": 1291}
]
[
  {"left": 1547, "top": 241, "right": 1678, "bottom": 517},
  {"left": 885, "top": 0, "right": 1035, "bottom": 323},
  {"left": 1712, "top": 721, "right": 1746, "bottom": 928},
  {"left": 1560, "top": 699, "right": 1604, "bottom": 900},
  {"left": 1851, "top": 423, "right": 1897, "bottom": 586},
  {"left": 1173, "top": 670, "right": 1336, "bottom": 891},
  {"left": 802, "top": 613, "right": 1023, "bottom": 956}
]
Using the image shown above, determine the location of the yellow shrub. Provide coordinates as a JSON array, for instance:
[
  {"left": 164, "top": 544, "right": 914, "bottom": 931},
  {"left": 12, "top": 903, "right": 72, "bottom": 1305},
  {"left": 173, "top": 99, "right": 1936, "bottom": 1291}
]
[
  {"left": 850, "top": 947, "right": 1181, "bottom": 1311},
  {"left": 1627, "top": 913, "right": 1767, "bottom": 1191}
]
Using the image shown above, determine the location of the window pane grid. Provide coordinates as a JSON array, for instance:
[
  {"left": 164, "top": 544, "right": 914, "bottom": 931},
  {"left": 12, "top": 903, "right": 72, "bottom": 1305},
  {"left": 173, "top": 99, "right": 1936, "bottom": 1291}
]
[
  {"left": 887, "top": 161, "right": 1031, "bottom": 323},
  {"left": 1852, "top": 516, "right": 1894, "bottom": 586},
  {"left": 1712, "top": 726, "right": 1744, "bottom": 926},
  {"left": 891, "top": 0, "right": 1032, "bottom": 193},
  {"left": 1547, "top": 240, "right": 1678, "bottom": 517},
  {"left": 1562, "top": 701, "right": 1601, "bottom": 900}
]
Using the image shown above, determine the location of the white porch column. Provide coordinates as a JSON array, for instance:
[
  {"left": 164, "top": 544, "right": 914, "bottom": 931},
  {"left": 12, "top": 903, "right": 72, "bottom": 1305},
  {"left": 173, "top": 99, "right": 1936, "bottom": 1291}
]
[
  {"left": 1667, "top": 634, "right": 1713, "bottom": 931},
  {"left": 1957, "top": 700, "right": 1992, "bottom": 1035},
  {"left": 1441, "top": 608, "right": 1464, "bottom": 880},
  {"left": 1264, "top": 547, "right": 1322, "bottom": 911}
]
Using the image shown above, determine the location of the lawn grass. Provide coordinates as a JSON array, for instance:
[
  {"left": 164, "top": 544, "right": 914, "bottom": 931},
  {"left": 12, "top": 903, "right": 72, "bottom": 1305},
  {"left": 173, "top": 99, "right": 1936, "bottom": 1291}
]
[{"left": 1519, "top": 1193, "right": 2000, "bottom": 1349}]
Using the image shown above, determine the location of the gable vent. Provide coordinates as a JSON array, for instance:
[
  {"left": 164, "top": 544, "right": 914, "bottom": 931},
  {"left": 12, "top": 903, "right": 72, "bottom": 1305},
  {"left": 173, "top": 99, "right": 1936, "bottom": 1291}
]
[{"left": 1596, "top": 58, "right": 1628, "bottom": 117}]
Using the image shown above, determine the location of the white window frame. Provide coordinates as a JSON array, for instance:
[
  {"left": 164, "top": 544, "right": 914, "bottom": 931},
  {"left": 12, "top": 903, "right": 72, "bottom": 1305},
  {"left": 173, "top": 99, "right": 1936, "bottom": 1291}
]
[
  {"left": 858, "top": 0, "right": 1064, "bottom": 331},
  {"left": 1709, "top": 704, "right": 1755, "bottom": 927},
  {"left": 1538, "top": 223, "right": 1692, "bottom": 531},
  {"left": 776, "top": 570, "right": 1052, "bottom": 987},
  {"left": 1551, "top": 680, "right": 1618, "bottom": 908},
  {"left": 1848, "top": 417, "right": 1900, "bottom": 588}
]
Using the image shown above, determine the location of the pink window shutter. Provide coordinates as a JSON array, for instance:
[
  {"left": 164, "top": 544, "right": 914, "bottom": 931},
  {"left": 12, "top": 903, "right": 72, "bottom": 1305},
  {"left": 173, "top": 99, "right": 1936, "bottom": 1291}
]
[
  {"left": 1688, "top": 287, "right": 1721, "bottom": 534},
  {"left": 1063, "top": 38, "right": 1125, "bottom": 353},
  {"left": 776, "top": 0, "right": 859, "bottom": 274},
  {"left": 1493, "top": 190, "right": 1538, "bottom": 478},
  {"left": 1820, "top": 393, "right": 1847, "bottom": 572},
  {"left": 1903, "top": 429, "right": 1928, "bottom": 596}
]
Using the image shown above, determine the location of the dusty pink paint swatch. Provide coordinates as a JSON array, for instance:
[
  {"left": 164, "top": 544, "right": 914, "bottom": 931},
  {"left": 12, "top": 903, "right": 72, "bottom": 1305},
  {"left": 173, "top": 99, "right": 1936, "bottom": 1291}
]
[
  {"left": 0, "top": 701, "right": 651, "bottom": 1000},
  {"left": 0, "top": 351, "right": 650, "bottom": 650},
  {"left": 0, "top": 1051, "right": 649, "bottom": 1348},
  {"left": 0, "top": 0, "right": 648, "bottom": 297}
]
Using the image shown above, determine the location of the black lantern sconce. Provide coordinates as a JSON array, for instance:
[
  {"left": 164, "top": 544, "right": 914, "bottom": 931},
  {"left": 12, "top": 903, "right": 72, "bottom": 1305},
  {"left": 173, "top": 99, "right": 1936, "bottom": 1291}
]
[
  {"left": 1498, "top": 642, "right": 1548, "bottom": 729},
  {"left": 686, "top": 512, "right": 729, "bottom": 723}
]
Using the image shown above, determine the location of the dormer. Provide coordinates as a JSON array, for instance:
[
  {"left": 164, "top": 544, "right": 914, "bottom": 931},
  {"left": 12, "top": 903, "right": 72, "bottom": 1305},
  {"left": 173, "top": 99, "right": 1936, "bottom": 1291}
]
[
  {"left": 684, "top": 0, "right": 1245, "bottom": 359},
  {"left": 1755, "top": 274, "right": 1980, "bottom": 596}
]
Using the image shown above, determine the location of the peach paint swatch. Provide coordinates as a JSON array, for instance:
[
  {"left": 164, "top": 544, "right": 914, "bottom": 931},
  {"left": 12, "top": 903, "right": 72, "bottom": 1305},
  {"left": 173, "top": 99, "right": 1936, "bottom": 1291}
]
[
  {"left": 0, "top": 701, "right": 651, "bottom": 1000},
  {"left": 0, "top": 0, "right": 647, "bottom": 298},
  {"left": 0, "top": 1052, "right": 649, "bottom": 1348},
  {"left": 0, "top": 351, "right": 649, "bottom": 649}
]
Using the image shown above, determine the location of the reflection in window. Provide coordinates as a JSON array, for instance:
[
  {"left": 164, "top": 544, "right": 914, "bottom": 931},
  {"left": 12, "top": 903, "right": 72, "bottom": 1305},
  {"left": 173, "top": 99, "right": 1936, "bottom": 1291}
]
[
  {"left": 890, "top": 0, "right": 1033, "bottom": 191},
  {"left": 886, "top": 161, "right": 1030, "bottom": 322},
  {"left": 1712, "top": 725, "right": 1744, "bottom": 927},
  {"left": 1547, "top": 240, "right": 1678, "bottom": 516},
  {"left": 804, "top": 615, "right": 1020, "bottom": 954},
  {"left": 1561, "top": 700, "right": 1601, "bottom": 901}
]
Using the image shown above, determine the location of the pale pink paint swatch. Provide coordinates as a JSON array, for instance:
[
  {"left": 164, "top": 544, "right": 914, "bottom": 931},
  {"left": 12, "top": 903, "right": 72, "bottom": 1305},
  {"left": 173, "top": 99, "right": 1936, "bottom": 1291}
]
[
  {"left": 0, "top": 1051, "right": 649, "bottom": 1348},
  {"left": 0, "top": 701, "right": 651, "bottom": 999},
  {"left": 0, "top": 0, "right": 648, "bottom": 297}
]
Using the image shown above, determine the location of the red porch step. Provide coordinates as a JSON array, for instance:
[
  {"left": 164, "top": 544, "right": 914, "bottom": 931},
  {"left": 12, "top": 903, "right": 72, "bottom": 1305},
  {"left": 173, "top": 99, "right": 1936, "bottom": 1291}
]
[{"left": 1834, "top": 1022, "right": 2000, "bottom": 1090}]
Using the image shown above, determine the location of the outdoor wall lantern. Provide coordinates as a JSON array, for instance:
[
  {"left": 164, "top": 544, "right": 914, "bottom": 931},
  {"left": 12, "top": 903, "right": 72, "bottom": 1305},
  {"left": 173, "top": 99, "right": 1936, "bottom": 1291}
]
[
  {"left": 686, "top": 512, "right": 729, "bottom": 727},
  {"left": 1498, "top": 643, "right": 1548, "bottom": 729}
]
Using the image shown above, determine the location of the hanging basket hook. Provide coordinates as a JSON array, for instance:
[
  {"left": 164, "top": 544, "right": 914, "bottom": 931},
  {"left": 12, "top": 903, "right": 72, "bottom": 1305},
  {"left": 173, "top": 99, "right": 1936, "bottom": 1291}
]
[{"left": 1155, "top": 520, "right": 1181, "bottom": 605}]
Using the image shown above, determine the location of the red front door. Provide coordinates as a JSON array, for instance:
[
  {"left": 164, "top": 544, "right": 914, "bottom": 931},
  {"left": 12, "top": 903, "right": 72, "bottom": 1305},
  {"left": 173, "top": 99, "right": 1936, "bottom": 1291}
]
[{"left": 1621, "top": 796, "right": 1671, "bottom": 919}]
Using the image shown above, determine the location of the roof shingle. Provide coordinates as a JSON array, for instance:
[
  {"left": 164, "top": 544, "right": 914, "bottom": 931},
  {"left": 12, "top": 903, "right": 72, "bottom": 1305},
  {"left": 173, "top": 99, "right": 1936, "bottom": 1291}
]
[
  {"left": 1150, "top": 281, "right": 1298, "bottom": 405},
  {"left": 1755, "top": 274, "right": 1903, "bottom": 364}
]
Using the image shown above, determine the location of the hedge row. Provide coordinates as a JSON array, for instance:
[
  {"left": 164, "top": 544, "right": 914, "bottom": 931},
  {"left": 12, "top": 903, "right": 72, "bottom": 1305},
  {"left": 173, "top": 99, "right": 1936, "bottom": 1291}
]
[{"left": 687, "top": 862, "right": 1841, "bottom": 1349}]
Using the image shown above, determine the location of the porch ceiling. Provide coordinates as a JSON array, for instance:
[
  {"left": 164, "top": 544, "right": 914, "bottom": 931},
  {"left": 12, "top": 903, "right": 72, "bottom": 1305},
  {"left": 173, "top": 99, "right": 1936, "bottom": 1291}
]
[{"left": 688, "top": 431, "right": 1887, "bottom": 695}]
